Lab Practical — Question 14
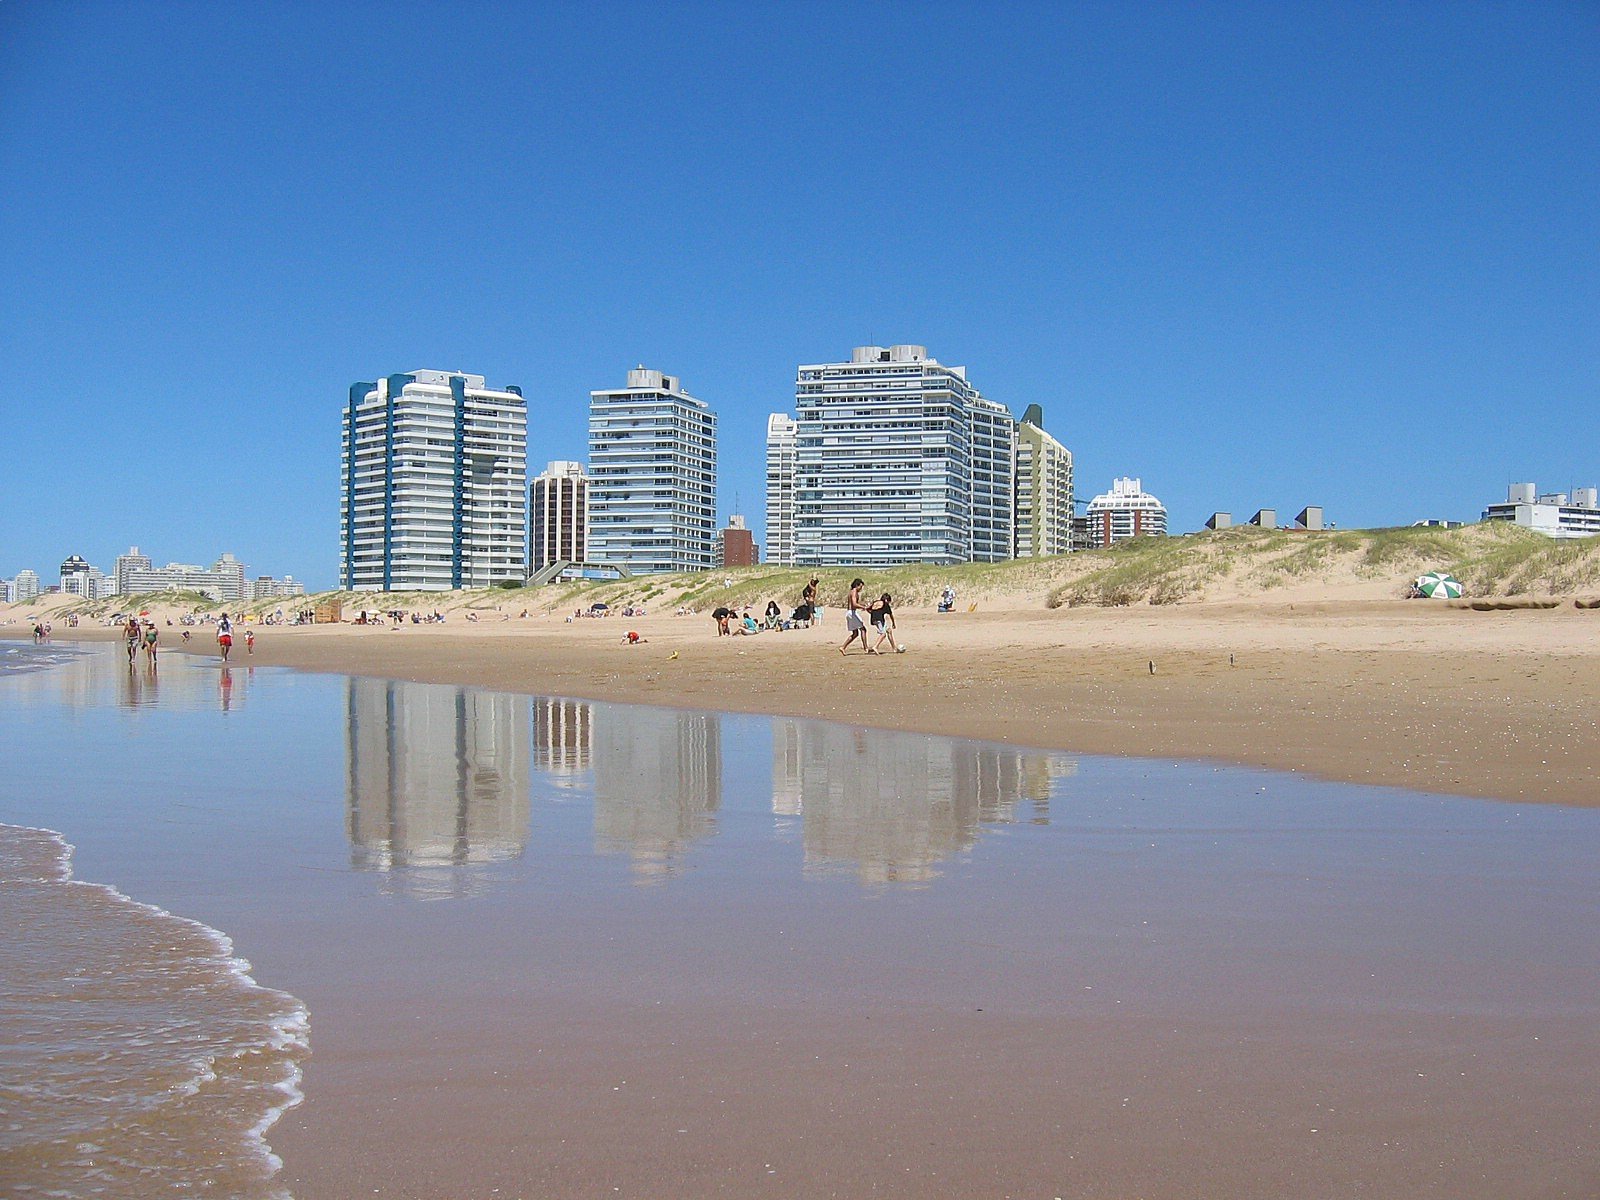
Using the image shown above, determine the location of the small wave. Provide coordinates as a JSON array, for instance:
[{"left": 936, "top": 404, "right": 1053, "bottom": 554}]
[
  {"left": 0, "top": 824, "right": 311, "bottom": 1198},
  {"left": 0, "top": 642, "right": 85, "bottom": 679}
]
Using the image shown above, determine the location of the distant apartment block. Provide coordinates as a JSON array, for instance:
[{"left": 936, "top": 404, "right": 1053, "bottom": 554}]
[
  {"left": 764, "top": 413, "right": 798, "bottom": 567},
  {"left": 530, "top": 460, "right": 589, "bottom": 575},
  {"left": 587, "top": 368, "right": 717, "bottom": 575},
  {"left": 122, "top": 553, "right": 247, "bottom": 601},
  {"left": 1014, "top": 405, "right": 1074, "bottom": 557},
  {"left": 59, "top": 555, "right": 111, "bottom": 600},
  {"left": 248, "top": 575, "right": 306, "bottom": 600},
  {"left": 718, "top": 515, "right": 758, "bottom": 568},
  {"left": 342, "top": 370, "right": 528, "bottom": 591},
  {"left": 770, "top": 344, "right": 1016, "bottom": 568},
  {"left": 109, "top": 548, "right": 297, "bottom": 601},
  {"left": 115, "top": 546, "right": 153, "bottom": 594},
  {"left": 1483, "top": 482, "right": 1600, "bottom": 539},
  {"left": 11, "top": 570, "right": 40, "bottom": 602},
  {"left": 1084, "top": 477, "right": 1167, "bottom": 548}
]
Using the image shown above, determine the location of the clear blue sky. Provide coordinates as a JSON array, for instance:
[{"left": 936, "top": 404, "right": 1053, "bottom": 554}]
[{"left": 3, "top": 1, "right": 1595, "bottom": 588}]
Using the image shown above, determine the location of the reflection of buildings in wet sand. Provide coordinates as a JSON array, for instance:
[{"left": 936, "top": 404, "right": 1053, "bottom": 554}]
[
  {"left": 532, "top": 697, "right": 593, "bottom": 787},
  {"left": 773, "top": 720, "right": 1074, "bottom": 883},
  {"left": 590, "top": 706, "right": 720, "bottom": 883},
  {"left": 345, "top": 678, "right": 530, "bottom": 897}
]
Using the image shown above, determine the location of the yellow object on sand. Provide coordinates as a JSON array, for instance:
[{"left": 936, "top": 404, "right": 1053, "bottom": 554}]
[{"left": 668, "top": 651, "right": 679, "bottom": 660}]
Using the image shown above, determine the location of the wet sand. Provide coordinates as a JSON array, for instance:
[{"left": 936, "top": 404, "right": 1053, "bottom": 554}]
[
  {"left": 9, "top": 608, "right": 1600, "bottom": 1198},
  {"left": 213, "top": 600, "right": 1600, "bottom": 807}
]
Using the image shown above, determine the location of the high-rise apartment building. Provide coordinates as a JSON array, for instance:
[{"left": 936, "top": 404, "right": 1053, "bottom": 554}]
[
  {"left": 529, "top": 461, "right": 589, "bottom": 575},
  {"left": 115, "top": 547, "right": 152, "bottom": 595},
  {"left": 771, "top": 345, "right": 1015, "bottom": 567},
  {"left": 12, "top": 570, "right": 40, "bottom": 602},
  {"left": 342, "top": 370, "right": 528, "bottom": 591},
  {"left": 1085, "top": 477, "right": 1167, "bottom": 547},
  {"left": 1014, "top": 405, "right": 1075, "bottom": 557},
  {"left": 587, "top": 368, "right": 717, "bottom": 575},
  {"left": 764, "top": 413, "right": 798, "bottom": 567}
]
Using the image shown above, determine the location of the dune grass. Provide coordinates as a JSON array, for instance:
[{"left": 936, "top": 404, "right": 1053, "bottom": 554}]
[{"left": 180, "top": 522, "right": 1600, "bottom": 619}]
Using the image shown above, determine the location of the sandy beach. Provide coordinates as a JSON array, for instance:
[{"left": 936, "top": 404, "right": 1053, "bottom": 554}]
[{"left": 85, "top": 596, "right": 1593, "bottom": 809}]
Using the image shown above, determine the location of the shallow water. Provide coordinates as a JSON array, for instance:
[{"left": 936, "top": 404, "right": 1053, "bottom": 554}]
[{"left": 3, "top": 641, "right": 1599, "bottom": 1198}]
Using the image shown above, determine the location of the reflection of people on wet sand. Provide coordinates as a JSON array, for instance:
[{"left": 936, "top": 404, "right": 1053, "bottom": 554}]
[
  {"left": 840, "top": 578, "right": 869, "bottom": 654},
  {"left": 219, "top": 666, "right": 233, "bottom": 712}
]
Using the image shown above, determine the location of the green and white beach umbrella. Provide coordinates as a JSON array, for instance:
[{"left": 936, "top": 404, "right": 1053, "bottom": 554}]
[{"left": 1416, "top": 571, "right": 1463, "bottom": 599}]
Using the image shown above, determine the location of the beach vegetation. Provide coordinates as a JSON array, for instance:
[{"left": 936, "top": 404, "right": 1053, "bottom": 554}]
[{"left": 176, "top": 522, "right": 1600, "bottom": 624}]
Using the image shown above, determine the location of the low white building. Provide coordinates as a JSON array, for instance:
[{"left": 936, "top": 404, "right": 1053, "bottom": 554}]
[
  {"left": 247, "top": 575, "right": 307, "bottom": 600},
  {"left": 1483, "top": 483, "right": 1600, "bottom": 539}
]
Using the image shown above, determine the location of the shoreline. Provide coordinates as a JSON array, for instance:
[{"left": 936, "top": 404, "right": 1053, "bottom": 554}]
[{"left": 27, "top": 597, "right": 1584, "bottom": 808}]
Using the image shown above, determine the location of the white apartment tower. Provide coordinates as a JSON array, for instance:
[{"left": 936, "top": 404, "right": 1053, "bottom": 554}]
[
  {"left": 115, "top": 547, "right": 153, "bottom": 595},
  {"left": 773, "top": 345, "right": 1015, "bottom": 567},
  {"left": 1085, "top": 477, "right": 1168, "bottom": 547},
  {"left": 342, "top": 370, "right": 528, "bottom": 591},
  {"left": 530, "top": 460, "right": 589, "bottom": 574},
  {"left": 765, "top": 413, "right": 798, "bottom": 567},
  {"left": 1015, "top": 405, "right": 1075, "bottom": 557},
  {"left": 587, "top": 368, "right": 717, "bottom": 574}
]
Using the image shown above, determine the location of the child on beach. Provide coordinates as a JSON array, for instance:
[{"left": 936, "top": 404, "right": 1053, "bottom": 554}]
[
  {"left": 869, "top": 593, "right": 904, "bottom": 654},
  {"left": 246, "top": 629, "right": 255, "bottom": 654}
]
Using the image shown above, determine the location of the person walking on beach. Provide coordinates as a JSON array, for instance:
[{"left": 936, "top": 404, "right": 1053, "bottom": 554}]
[
  {"left": 245, "top": 629, "right": 255, "bottom": 655},
  {"left": 142, "top": 621, "right": 160, "bottom": 665},
  {"left": 869, "top": 592, "right": 904, "bottom": 654},
  {"left": 802, "top": 577, "right": 820, "bottom": 627},
  {"left": 217, "top": 613, "right": 234, "bottom": 661},
  {"left": 124, "top": 617, "right": 142, "bottom": 665},
  {"left": 840, "top": 578, "right": 869, "bottom": 654}
]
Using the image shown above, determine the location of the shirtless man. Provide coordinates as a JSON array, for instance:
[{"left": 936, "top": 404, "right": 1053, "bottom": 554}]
[{"left": 839, "top": 578, "right": 869, "bottom": 654}]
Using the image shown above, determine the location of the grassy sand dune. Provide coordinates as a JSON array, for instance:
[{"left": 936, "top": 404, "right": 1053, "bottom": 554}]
[{"left": 9, "top": 523, "right": 1600, "bottom": 626}]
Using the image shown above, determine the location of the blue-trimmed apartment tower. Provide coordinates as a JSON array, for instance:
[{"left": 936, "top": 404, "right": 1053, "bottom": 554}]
[{"left": 341, "top": 370, "right": 528, "bottom": 592}]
